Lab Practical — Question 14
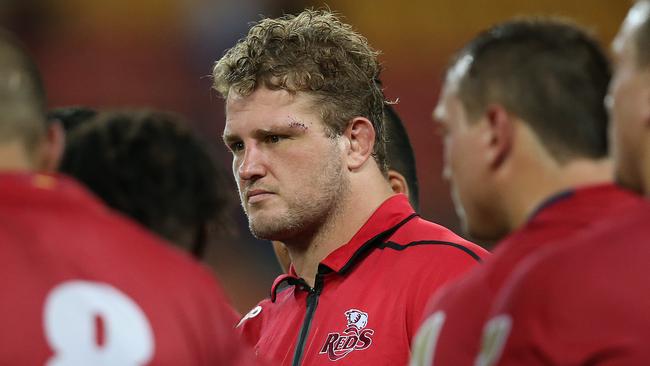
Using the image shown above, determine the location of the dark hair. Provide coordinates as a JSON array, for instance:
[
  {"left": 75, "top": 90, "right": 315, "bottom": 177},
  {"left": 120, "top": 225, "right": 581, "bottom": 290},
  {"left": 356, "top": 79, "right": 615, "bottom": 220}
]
[
  {"left": 0, "top": 29, "right": 47, "bottom": 152},
  {"left": 384, "top": 104, "right": 419, "bottom": 210},
  {"left": 59, "top": 110, "right": 231, "bottom": 258},
  {"left": 213, "top": 9, "right": 387, "bottom": 173},
  {"left": 452, "top": 18, "right": 611, "bottom": 162},
  {"left": 635, "top": 1, "right": 650, "bottom": 67},
  {"left": 47, "top": 106, "right": 97, "bottom": 132}
]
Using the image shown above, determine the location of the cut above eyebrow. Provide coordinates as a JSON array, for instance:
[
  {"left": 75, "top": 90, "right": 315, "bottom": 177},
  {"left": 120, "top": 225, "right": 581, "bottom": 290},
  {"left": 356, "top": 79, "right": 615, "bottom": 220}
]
[
  {"left": 287, "top": 116, "right": 309, "bottom": 130},
  {"left": 221, "top": 118, "right": 311, "bottom": 144},
  {"left": 258, "top": 122, "right": 309, "bottom": 136}
]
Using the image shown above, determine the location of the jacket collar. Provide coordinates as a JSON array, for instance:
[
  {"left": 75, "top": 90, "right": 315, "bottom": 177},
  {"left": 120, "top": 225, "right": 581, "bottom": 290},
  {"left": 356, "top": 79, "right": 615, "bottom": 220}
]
[
  {"left": 270, "top": 194, "right": 417, "bottom": 301},
  {"left": 319, "top": 194, "right": 417, "bottom": 273}
]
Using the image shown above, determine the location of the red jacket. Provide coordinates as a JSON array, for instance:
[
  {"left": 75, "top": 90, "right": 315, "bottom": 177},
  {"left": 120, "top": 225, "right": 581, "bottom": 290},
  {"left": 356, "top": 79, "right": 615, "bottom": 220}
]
[
  {"left": 410, "top": 184, "right": 643, "bottom": 366},
  {"left": 0, "top": 173, "right": 256, "bottom": 365},
  {"left": 487, "top": 200, "right": 650, "bottom": 366},
  {"left": 238, "top": 194, "right": 488, "bottom": 366}
]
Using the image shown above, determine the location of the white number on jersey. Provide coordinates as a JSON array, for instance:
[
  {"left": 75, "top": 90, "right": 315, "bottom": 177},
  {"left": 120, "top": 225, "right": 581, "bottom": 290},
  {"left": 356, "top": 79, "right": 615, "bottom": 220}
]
[
  {"left": 474, "top": 315, "right": 512, "bottom": 366},
  {"left": 237, "top": 305, "right": 262, "bottom": 328},
  {"left": 43, "top": 280, "right": 155, "bottom": 366},
  {"left": 409, "top": 311, "right": 446, "bottom": 366}
]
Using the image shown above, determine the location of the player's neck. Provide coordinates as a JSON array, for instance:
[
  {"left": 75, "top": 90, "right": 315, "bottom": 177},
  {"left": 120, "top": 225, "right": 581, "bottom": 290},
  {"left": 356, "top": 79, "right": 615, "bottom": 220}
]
[
  {"left": 286, "top": 172, "right": 394, "bottom": 288},
  {"left": 0, "top": 142, "right": 37, "bottom": 171},
  {"left": 503, "top": 157, "right": 613, "bottom": 233}
]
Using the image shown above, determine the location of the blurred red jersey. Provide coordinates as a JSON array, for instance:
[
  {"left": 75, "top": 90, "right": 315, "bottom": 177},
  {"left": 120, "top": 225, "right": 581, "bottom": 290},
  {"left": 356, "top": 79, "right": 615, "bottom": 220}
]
[
  {"left": 483, "top": 200, "right": 650, "bottom": 366},
  {"left": 410, "top": 184, "right": 643, "bottom": 366},
  {"left": 237, "top": 194, "right": 488, "bottom": 366},
  {"left": 0, "top": 173, "right": 256, "bottom": 365}
]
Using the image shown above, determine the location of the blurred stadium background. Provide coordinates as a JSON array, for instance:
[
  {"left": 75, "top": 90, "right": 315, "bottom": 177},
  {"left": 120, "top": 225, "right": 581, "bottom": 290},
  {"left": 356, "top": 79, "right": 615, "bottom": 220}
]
[{"left": 2, "top": 0, "right": 628, "bottom": 312}]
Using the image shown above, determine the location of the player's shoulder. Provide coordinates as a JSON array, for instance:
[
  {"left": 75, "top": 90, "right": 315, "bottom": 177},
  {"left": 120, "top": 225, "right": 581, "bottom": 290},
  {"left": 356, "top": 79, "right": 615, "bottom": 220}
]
[
  {"left": 91, "top": 206, "right": 227, "bottom": 294},
  {"left": 100, "top": 208, "right": 192, "bottom": 260},
  {"left": 500, "top": 203, "right": 650, "bottom": 322},
  {"left": 590, "top": 200, "right": 650, "bottom": 243},
  {"left": 237, "top": 280, "right": 300, "bottom": 330},
  {"left": 523, "top": 201, "right": 650, "bottom": 280},
  {"left": 235, "top": 297, "right": 277, "bottom": 345},
  {"left": 385, "top": 216, "right": 488, "bottom": 263},
  {"left": 237, "top": 302, "right": 267, "bottom": 327},
  {"left": 1, "top": 179, "right": 210, "bottom": 284},
  {"left": 497, "top": 216, "right": 635, "bottom": 312}
]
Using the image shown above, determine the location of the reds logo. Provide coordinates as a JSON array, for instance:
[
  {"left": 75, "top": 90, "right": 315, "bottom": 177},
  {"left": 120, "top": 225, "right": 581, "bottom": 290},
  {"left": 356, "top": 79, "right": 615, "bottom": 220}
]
[{"left": 319, "top": 309, "right": 375, "bottom": 361}]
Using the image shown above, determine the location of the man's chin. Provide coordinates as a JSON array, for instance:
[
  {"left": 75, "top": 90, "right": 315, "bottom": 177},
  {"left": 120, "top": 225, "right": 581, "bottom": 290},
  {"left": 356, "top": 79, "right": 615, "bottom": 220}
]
[{"left": 249, "top": 219, "right": 290, "bottom": 241}]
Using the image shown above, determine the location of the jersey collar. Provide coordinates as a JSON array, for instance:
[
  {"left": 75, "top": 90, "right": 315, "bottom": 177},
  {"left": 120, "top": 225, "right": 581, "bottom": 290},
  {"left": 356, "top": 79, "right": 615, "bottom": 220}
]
[
  {"left": 270, "top": 194, "right": 418, "bottom": 301},
  {"left": 320, "top": 194, "right": 417, "bottom": 273}
]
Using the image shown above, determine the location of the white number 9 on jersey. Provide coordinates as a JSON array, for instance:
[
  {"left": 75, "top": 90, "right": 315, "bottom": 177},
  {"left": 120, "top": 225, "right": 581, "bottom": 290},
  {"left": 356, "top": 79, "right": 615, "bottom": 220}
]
[{"left": 43, "top": 280, "right": 155, "bottom": 366}]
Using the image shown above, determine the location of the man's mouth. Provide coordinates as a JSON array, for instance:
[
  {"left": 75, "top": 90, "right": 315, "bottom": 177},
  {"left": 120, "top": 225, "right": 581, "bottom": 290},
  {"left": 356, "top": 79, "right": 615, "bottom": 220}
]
[{"left": 246, "top": 189, "right": 274, "bottom": 204}]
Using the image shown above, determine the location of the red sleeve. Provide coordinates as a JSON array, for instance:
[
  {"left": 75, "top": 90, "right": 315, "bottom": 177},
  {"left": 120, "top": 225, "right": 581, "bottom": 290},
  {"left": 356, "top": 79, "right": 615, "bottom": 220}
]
[
  {"left": 476, "top": 256, "right": 554, "bottom": 366},
  {"left": 477, "top": 248, "right": 620, "bottom": 366}
]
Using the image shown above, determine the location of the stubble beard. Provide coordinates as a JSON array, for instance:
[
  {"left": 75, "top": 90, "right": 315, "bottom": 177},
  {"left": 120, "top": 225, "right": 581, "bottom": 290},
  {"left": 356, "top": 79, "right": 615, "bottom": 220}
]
[{"left": 245, "top": 150, "right": 349, "bottom": 244}]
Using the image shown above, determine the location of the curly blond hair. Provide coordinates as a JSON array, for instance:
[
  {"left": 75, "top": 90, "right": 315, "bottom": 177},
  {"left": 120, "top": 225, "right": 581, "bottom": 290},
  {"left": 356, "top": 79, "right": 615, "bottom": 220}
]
[{"left": 212, "top": 9, "right": 387, "bottom": 173}]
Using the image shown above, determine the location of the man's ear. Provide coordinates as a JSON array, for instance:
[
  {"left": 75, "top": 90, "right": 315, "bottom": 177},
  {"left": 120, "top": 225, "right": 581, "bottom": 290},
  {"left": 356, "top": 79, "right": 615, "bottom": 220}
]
[
  {"left": 39, "top": 121, "right": 66, "bottom": 172},
  {"left": 483, "top": 104, "right": 514, "bottom": 169},
  {"left": 387, "top": 169, "right": 410, "bottom": 198},
  {"left": 343, "top": 117, "right": 376, "bottom": 171}
]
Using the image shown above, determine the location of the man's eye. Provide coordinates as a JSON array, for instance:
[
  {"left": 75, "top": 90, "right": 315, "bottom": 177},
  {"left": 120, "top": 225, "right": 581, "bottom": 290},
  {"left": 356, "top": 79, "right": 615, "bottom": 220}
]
[
  {"left": 266, "top": 135, "right": 283, "bottom": 143},
  {"left": 230, "top": 141, "right": 244, "bottom": 152}
]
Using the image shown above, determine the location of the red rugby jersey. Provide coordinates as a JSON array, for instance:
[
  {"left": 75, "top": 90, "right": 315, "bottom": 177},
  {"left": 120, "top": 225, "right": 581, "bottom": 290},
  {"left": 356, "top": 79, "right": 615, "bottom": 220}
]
[
  {"left": 0, "top": 173, "right": 256, "bottom": 365},
  {"left": 410, "top": 184, "right": 642, "bottom": 366},
  {"left": 237, "top": 194, "right": 488, "bottom": 366},
  {"left": 482, "top": 200, "right": 650, "bottom": 366}
]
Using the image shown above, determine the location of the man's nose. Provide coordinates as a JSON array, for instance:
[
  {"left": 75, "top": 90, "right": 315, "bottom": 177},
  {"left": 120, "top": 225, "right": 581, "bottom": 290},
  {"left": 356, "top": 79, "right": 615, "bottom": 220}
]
[{"left": 237, "top": 145, "right": 267, "bottom": 181}]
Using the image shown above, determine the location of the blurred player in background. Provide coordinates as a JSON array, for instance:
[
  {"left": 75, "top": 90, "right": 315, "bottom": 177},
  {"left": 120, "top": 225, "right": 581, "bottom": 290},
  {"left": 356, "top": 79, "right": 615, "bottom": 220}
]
[
  {"left": 383, "top": 103, "right": 420, "bottom": 210},
  {"left": 272, "top": 102, "right": 420, "bottom": 273},
  {"left": 213, "top": 9, "right": 487, "bottom": 366},
  {"left": 0, "top": 31, "right": 256, "bottom": 365},
  {"left": 59, "top": 109, "right": 230, "bottom": 258},
  {"left": 478, "top": 3, "right": 650, "bottom": 365},
  {"left": 40, "top": 106, "right": 97, "bottom": 170},
  {"left": 47, "top": 106, "right": 97, "bottom": 132},
  {"left": 410, "top": 18, "right": 641, "bottom": 366}
]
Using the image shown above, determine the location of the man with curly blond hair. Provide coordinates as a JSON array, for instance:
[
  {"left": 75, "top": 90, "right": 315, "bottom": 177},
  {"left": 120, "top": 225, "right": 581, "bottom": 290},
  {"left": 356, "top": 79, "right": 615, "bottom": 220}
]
[{"left": 214, "top": 9, "right": 487, "bottom": 366}]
